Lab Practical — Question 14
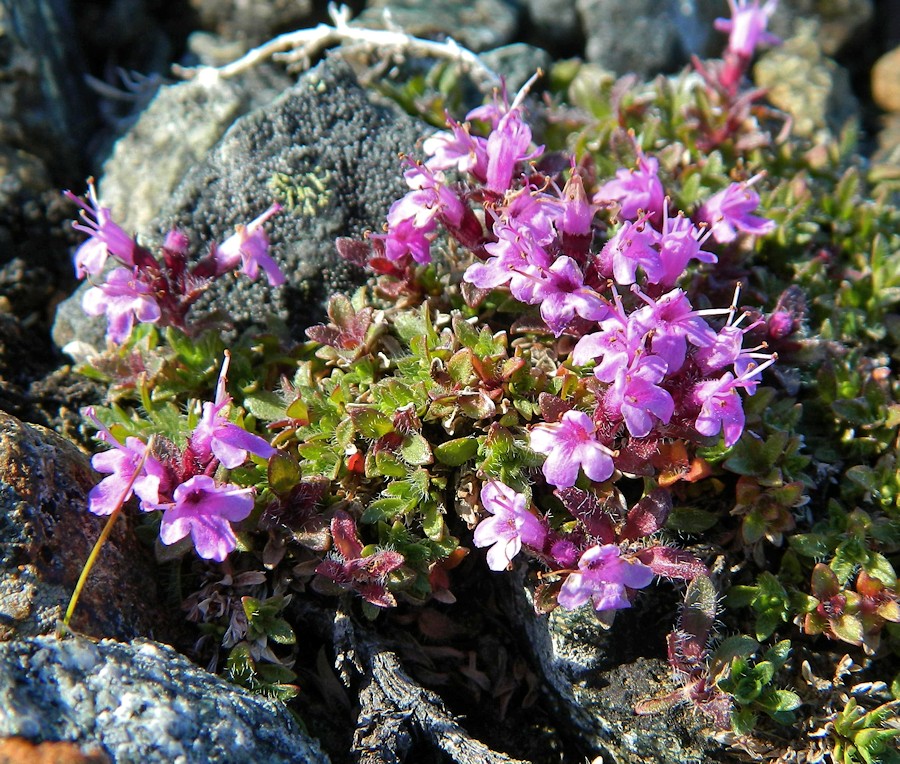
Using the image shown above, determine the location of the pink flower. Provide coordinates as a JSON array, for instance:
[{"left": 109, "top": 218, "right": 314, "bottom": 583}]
[
  {"left": 423, "top": 117, "right": 489, "bottom": 180},
  {"left": 190, "top": 352, "right": 276, "bottom": 469},
  {"left": 531, "top": 257, "right": 610, "bottom": 336},
  {"left": 559, "top": 172, "right": 596, "bottom": 237},
  {"left": 530, "top": 410, "right": 616, "bottom": 488},
  {"left": 593, "top": 154, "right": 666, "bottom": 224},
  {"left": 64, "top": 180, "right": 137, "bottom": 278},
  {"left": 630, "top": 288, "right": 718, "bottom": 372},
  {"left": 157, "top": 474, "right": 254, "bottom": 562},
  {"left": 601, "top": 219, "right": 663, "bottom": 286},
  {"left": 85, "top": 407, "right": 167, "bottom": 516},
  {"left": 82, "top": 267, "right": 161, "bottom": 343},
  {"left": 603, "top": 355, "right": 674, "bottom": 438},
  {"left": 214, "top": 203, "right": 284, "bottom": 285},
  {"left": 485, "top": 109, "right": 543, "bottom": 193},
  {"left": 697, "top": 178, "right": 774, "bottom": 244},
  {"left": 465, "top": 220, "right": 551, "bottom": 302},
  {"left": 558, "top": 544, "right": 655, "bottom": 612},
  {"left": 655, "top": 212, "right": 718, "bottom": 287},
  {"left": 692, "top": 355, "right": 776, "bottom": 446},
  {"left": 473, "top": 481, "right": 547, "bottom": 571},
  {"left": 714, "top": 0, "right": 780, "bottom": 60}
]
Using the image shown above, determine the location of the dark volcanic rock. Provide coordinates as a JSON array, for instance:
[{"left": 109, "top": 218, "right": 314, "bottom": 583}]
[{"left": 0, "top": 635, "right": 331, "bottom": 764}]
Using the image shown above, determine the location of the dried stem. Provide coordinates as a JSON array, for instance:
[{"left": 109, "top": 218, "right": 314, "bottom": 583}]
[
  {"left": 172, "top": 2, "right": 500, "bottom": 90},
  {"left": 59, "top": 436, "right": 154, "bottom": 634}
]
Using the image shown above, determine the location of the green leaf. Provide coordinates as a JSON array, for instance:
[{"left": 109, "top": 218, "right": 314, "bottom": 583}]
[
  {"left": 244, "top": 391, "right": 287, "bottom": 422},
  {"left": 864, "top": 552, "right": 897, "bottom": 587},
  {"left": 266, "top": 618, "right": 297, "bottom": 645},
  {"left": 759, "top": 690, "right": 802, "bottom": 713},
  {"left": 423, "top": 503, "right": 445, "bottom": 541},
  {"left": 434, "top": 437, "right": 479, "bottom": 466},
  {"left": 268, "top": 451, "right": 301, "bottom": 494},
  {"left": 731, "top": 708, "right": 757, "bottom": 736},
  {"left": 348, "top": 405, "right": 394, "bottom": 439},
  {"left": 400, "top": 433, "right": 433, "bottom": 465},
  {"left": 666, "top": 506, "right": 720, "bottom": 534}
]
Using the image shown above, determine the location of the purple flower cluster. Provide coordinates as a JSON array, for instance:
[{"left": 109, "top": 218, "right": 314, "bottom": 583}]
[
  {"left": 368, "top": 86, "right": 777, "bottom": 613},
  {"left": 65, "top": 181, "right": 284, "bottom": 344},
  {"left": 85, "top": 354, "right": 275, "bottom": 561}
]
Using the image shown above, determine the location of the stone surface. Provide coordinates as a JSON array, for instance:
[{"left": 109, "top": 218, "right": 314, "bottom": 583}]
[
  {"left": 53, "top": 57, "right": 427, "bottom": 351},
  {"left": 771, "top": 0, "right": 874, "bottom": 58},
  {"left": 356, "top": 0, "right": 521, "bottom": 52},
  {"left": 0, "top": 411, "right": 173, "bottom": 642},
  {"left": 872, "top": 45, "right": 900, "bottom": 114},
  {"left": 0, "top": 737, "right": 110, "bottom": 764},
  {"left": 577, "top": 0, "right": 684, "bottom": 77},
  {"left": 0, "top": 0, "right": 95, "bottom": 180},
  {"left": 754, "top": 24, "right": 858, "bottom": 141},
  {"left": 188, "top": 0, "right": 315, "bottom": 49},
  {"left": 0, "top": 635, "right": 331, "bottom": 764},
  {"left": 479, "top": 44, "right": 553, "bottom": 94}
]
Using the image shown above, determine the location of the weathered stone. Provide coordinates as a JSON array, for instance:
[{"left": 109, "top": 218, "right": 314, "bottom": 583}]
[
  {"left": 872, "top": 45, "right": 900, "bottom": 114},
  {"left": 188, "top": 0, "right": 315, "bottom": 49},
  {"left": 577, "top": 0, "right": 684, "bottom": 77},
  {"left": 754, "top": 24, "right": 858, "bottom": 141},
  {"left": 479, "top": 44, "right": 553, "bottom": 94},
  {"left": 0, "top": 0, "right": 95, "bottom": 179},
  {"left": 52, "top": 58, "right": 427, "bottom": 351},
  {"left": 0, "top": 635, "right": 331, "bottom": 763},
  {"left": 0, "top": 411, "right": 173, "bottom": 642},
  {"left": 356, "top": 0, "right": 522, "bottom": 52},
  {"left": 771, "top": 0, "right": 874, "bottom": 58}
]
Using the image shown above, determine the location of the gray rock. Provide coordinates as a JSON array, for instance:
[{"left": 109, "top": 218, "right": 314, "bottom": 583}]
[
  {"left": 507, "top": 577, "right": 719, "bottom": 764},
  {"left": 771, "top": 0, "right": 874, "bottom": 58},
  {"left": 0, "top": 0, "right": 94, "bottom": 178},
  {"left": 52, "top": 57, "right": 428, "bottom": 350},
  {"left": 479, "top": 44, "right": 553, "bottom": 94},
  {"left": 0, "top": 635, "right": 330, "bottom": 764},
  {"left": 754, "top": 23, "right": 858, "bottom": 141},
  {"left": 188, "top": 0, "right": 316, "bottom": 49},
  {"left": 0, "top": 411, "right": 175, "bottom": 642},
  {"left": 356, "top": 0, "right": 522, "bottom": 53},
  {"left": 523, "top": 0, "right": 581, "bottom": 48},
  {"left": 99, "top": 66, "right": 293, "bottom": 235},
  {"left": 577, "top": 0, "right": 684, "bottom": 77}
]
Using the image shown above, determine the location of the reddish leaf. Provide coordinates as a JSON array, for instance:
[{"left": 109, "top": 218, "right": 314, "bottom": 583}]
[
  {"left": 636, "top": 546, "right": 707, "bottom": 580},
  {"left": 555, "top": 486, "right": 615, "bottom": 543},
  {"left": 538, "top": 392, "right": 571, "bottom": 423},
  {"left": 621, "top": 489, "right": 673, "bottom": 541},
  {"left": 330, "top": 510, "right": 363, "bottom": 560}
]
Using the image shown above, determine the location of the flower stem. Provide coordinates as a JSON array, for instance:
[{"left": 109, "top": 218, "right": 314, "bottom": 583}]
[{"left": 59, "top": 437, "right": 154, "bottom": 635}]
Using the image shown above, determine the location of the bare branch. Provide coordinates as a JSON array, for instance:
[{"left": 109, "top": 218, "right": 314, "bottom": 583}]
[{"left": 172, "top": 2, "right": 500, "bottom": 91}]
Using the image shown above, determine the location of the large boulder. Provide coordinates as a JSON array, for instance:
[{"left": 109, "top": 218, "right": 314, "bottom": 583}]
[{"left": 0, "top": 635, "right": 331, "bottom": 764}]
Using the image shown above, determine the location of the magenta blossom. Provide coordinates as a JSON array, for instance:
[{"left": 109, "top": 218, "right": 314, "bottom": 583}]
[
  {"left": 64, "top": 180, "right": 137, "bottom": 278},
  {"left": 715, "top": 0, "right": 780, "bottom": 60},
  {"left": 558, "top": 544, "right": 655, "bottom": 612},
  {"left": 156, "top": 474, "right": 254, "bottom": 562},
  {"left": 593, "top": 154, "right": 666, "bottom": 224},
  {"left": 82, "top": 267, "right": 161, "bottom": 344},
  {"left": 191, "top": 353, "right": 276, "bottom": 469},
  {"left": 692, "top": 355, "right": 776, "bottom": 446},
  {"left": 473, "top": 481, "right": 547, "bottom": 571},
  {"left": 423, "top": 117, "right": 489, "bottom": 179},
  {"left": 530, "top": 410, "right": 616, "bottom": 488},
  {"left": 601, "top": 219, "right": 663, "bottom": 286},
  {"left": 85, "top": 407, "right": 167, "bottom": 516},
  {"left": 214, "top": 203, "right": 285, "bottom": 285},
  {"left": 697, "top": 177, "right": 775, "bottom": 244},
  {"left": 531, "top": 257, "right": 609, "bottom": 336},
  {"left": 603, "top": 354, "right": 674, "bottom": 438}
]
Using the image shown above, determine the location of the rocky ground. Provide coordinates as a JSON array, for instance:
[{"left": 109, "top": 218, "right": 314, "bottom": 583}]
[{"left": 1, "top": 1, "right": 899, "bottom": 762}]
